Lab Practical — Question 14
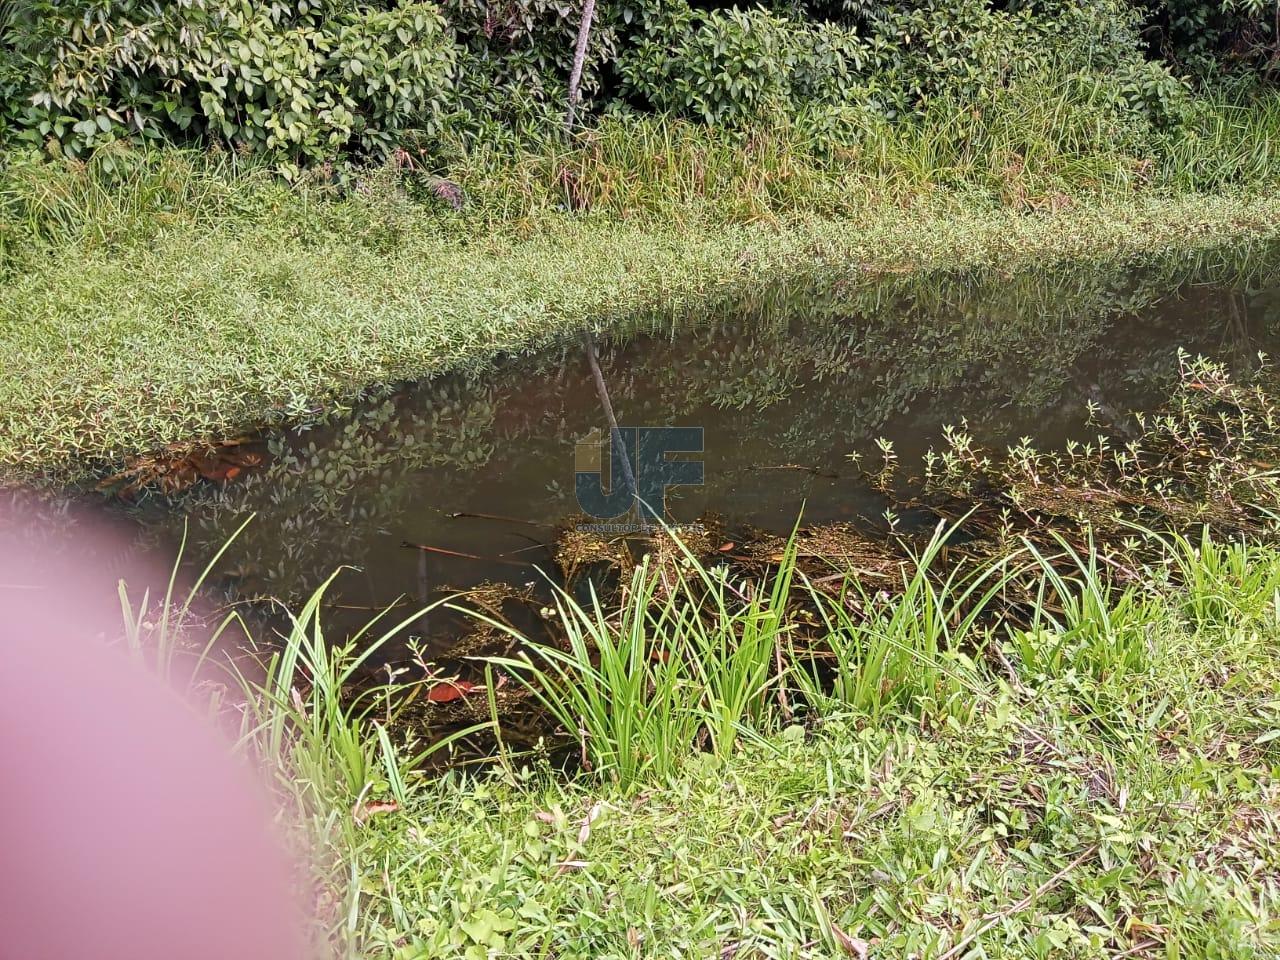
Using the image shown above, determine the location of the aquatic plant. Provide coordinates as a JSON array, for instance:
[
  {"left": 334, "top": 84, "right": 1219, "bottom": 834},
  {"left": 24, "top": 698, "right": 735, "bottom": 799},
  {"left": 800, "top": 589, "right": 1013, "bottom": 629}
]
[{"left": 471, "top": 529, "right": 798, "bottom": 788}]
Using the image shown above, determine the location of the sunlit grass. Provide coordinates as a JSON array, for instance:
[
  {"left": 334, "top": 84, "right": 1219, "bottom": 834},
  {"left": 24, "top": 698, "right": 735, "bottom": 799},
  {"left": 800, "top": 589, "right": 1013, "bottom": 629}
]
[
  {"left": 4, "top": 87, "right": 1280, "bottom": 478},
  {"left": 475, "top": 530, "right": 798, "bottom": 788},
  {"left": 794, "top": 519, "right": 1020, "bottom": 722},
  {"left": 108, "top": 516, "right": 1280, "bottom": 955}
]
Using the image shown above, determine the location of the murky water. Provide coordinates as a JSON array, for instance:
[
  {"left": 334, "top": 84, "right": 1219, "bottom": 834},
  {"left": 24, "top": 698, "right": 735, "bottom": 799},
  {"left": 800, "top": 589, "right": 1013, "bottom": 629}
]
[{"left": 103, "top": 244, "right": 1280, "bottom": 645}]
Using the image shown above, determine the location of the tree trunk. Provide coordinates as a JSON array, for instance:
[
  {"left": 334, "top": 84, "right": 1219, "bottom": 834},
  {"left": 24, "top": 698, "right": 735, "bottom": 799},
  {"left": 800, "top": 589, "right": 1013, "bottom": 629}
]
[{"left": 564, "top": 0, "right": 597, "bottom": 134}]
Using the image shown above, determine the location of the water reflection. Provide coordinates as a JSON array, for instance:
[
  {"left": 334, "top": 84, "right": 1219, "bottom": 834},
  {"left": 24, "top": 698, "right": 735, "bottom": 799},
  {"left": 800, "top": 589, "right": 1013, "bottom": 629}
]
[{"left": 115, "top": 244, "right": 1280, "bottom": 640}]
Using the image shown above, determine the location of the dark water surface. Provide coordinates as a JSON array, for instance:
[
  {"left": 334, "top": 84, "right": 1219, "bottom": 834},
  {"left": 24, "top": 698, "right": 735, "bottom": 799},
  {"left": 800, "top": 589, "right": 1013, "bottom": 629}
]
[{"left": 103, "top": 245, "right": 1280, "bottom": 645}]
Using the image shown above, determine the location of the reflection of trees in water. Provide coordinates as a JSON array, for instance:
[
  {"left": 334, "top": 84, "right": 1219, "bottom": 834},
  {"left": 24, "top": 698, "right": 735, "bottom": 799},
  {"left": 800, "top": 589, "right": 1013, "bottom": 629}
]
[
  {"left": 152, "top": 243, "right": 1280, "bottom": 601},
  {"left": 606, "top": 249, "right": 1280, "bottom": 464}
]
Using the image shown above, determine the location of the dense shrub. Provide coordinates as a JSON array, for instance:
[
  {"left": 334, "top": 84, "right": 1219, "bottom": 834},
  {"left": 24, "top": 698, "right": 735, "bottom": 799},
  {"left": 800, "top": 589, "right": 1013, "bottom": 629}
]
[
  {"left": 613, "top": 0, "right": 1192, "bottom": 136},
  {"left": 442, "top": 0, "right": 620, "bottom": 146},
  {"left": 0, "top": 0, "right": 1271, "bottom": 167},
  {"left": 1148, "top": 0, "right": 1280, "bottom": 75},
  {"left": 617, "top": 2, "right": 868, "bottom": 125},
  {"left": 857, "top": 0, "right": 1191, "bottom": 124},
  {"left": 1, "top": 1, "right": 455, "bottom": 169}
]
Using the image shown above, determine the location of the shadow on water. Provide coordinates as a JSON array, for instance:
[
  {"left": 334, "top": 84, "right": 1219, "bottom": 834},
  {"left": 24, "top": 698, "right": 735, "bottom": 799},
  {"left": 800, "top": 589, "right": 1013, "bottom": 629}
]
[{"left": 83, "top": 239, "right": 1280, "bottom": 652}]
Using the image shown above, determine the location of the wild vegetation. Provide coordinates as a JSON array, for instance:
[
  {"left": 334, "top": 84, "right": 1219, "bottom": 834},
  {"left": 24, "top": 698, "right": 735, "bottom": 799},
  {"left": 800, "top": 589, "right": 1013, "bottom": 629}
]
[
  {"left": 3, "top": 0, "right": 1278, "bottom": 169},
  {"left": 8, "top": 3, "right": 1280, "bottom": 954},
  {"left": 110, "top": 356, "right": 1280, "bottom": 957},
  {"left": 3, "top": 0, "right": 1280, "bottom": 475}
]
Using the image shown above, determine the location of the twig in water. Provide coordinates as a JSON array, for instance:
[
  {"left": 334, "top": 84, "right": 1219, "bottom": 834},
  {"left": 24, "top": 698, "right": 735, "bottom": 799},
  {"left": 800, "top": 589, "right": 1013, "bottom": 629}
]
[
  {"left": 448, "top": 511, "right": 548, "bottom": 527},
  {"left": 399, "top": 541, "right": 530, "bottom": 567},
  {"left": 583, "top": 330, "right": 637, "bottom": 508},
  {"left": 757, "top": 464, "right": 842, "bottom": 480}
]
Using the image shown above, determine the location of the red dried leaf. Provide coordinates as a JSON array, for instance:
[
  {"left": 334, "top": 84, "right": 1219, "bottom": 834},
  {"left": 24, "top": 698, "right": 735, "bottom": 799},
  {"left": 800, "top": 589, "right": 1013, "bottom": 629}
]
[
  {"left": 425, "top": 679, "right": 479, "bottom": 703},
  {"left": 353, "top": 800, "right": 399, "bottom": 823}
]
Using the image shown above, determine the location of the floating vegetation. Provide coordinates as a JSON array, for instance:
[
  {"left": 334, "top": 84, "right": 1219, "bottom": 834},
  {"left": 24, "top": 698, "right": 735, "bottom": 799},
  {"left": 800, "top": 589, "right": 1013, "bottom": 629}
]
[
  {"left": 916, "top": 353, "right": 1280, "bottom": 552},
  {"left": 551, "top": 522, "right": 633, "bottom": 584},
  {"left": 737, "top": 522, "right": 906, "bottom": 582}
]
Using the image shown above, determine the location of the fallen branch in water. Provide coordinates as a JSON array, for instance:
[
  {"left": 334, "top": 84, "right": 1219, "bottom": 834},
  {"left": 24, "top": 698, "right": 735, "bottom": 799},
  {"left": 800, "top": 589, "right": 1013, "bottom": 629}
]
[
  {"left": 399, "top": 541, "right": 531, "bottom": 567},
  {"left": 448, "top": 511, "right": 549, "bottom": 527}
]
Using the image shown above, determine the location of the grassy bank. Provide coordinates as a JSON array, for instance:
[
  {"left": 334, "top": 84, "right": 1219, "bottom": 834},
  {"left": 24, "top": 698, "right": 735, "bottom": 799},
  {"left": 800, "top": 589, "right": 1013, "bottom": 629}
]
[
  {"left": 203, "top": 523, "right": 1280, "bottom": 959},
  {"left": 3, "top": 80, "right": 1280, "bottom": 480},
  {"left": 3, "top": 179, "right": 1280, "bottom": 481},
  {"left": 104, "top": 357, "right": 1280, "bottom": 956}
]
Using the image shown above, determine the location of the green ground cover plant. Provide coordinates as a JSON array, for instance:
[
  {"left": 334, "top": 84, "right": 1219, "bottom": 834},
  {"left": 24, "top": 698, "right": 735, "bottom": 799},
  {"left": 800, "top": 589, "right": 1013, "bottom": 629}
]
[
  {"left": 121, "top": 518, "right": 1280, "bottom": 958},
  {"left": 2, "top": 0, "right": 1280, "bottom": 476}
]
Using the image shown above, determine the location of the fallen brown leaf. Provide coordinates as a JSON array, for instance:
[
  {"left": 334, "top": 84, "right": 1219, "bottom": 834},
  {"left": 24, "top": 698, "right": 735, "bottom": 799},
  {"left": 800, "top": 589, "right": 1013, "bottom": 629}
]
[
  {"left": 353, "top": 800, "right": 399, "bottom": 824},
  {"left": 578, "top": 801, "right": 604, "bottom": 845},
  {"left": 832, "top": 924, "right": 869, "bottom": 958}
]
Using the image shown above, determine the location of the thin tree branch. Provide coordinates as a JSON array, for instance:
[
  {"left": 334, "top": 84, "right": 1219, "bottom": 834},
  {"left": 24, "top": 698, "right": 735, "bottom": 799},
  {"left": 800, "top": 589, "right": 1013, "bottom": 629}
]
[
  {"left": 583, "top": 329, "right": 637, "bottom": 508},
  {"left": 564, "top": 0, "right": 597, "bottom": 134}
]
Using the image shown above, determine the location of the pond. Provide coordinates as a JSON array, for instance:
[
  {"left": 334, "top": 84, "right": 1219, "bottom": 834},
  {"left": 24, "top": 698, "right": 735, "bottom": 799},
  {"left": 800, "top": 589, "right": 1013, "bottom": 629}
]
[{"left": 85, "top": 242, "right": 1280, "bottom": 651}]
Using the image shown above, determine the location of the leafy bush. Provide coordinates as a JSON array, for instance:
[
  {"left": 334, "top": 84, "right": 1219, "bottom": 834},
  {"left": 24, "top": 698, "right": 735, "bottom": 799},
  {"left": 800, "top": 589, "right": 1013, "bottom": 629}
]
[
  {"left": 1149, "top": 0, "right": 1280, "bottom": 76},
  {"left": 442, "top": 0, "right": 620, "bottom": 146},
  {"left": 1, "top": 1, "right": 455, "bottom": 168},
  {"left": 614, "top": 0, "right": 1194, "bottom": 138},
  {"left": 862, "top": 0, "right": 1191, "bottom": 126},
  {"left": 0, "top": 0, "right": 1268, "bottom": 169},
  {"left": 618, "top": 2, "right": 868, "bottom": 125}
]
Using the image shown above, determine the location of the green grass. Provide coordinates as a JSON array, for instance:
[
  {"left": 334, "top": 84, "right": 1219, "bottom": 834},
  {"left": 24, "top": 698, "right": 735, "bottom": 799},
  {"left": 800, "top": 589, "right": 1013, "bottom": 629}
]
[
  {"left": 3, "top": 83, "right": 1280, "bottom": 479},
  {"left": 172, "top": 524, "right": 1280, "bottom": 959},
  {"left": 794, "top": 519, "right": 1018, "bottom": 723},
  {"left": 477, "top": 529, "right": 799, "bottom": 788},
  {"left": 3, "top": 188, "right": 1280, "bottom": 481}
]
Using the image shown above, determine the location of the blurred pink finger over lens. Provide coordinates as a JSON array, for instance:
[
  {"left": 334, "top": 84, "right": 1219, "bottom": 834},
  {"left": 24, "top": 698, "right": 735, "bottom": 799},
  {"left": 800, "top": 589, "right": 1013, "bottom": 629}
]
[{"left": 0, "top": 501, "right": 306, "bottom": 960}]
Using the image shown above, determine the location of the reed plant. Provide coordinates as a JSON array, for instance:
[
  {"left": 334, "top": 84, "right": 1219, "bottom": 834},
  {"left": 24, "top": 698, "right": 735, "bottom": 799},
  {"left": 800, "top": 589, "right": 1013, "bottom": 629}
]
[
  {"left": 792, "top": 520, "right": 1023, "bottom": 722},
  {"left": 1153, "top": 526, "right": 1280, "bottom": 629},
  {"left": 480, "top": 530, "right": 800, "bottom": 789},
  {"left": 1018, "top": 536, "right": 1157, "bottom": 684}
]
